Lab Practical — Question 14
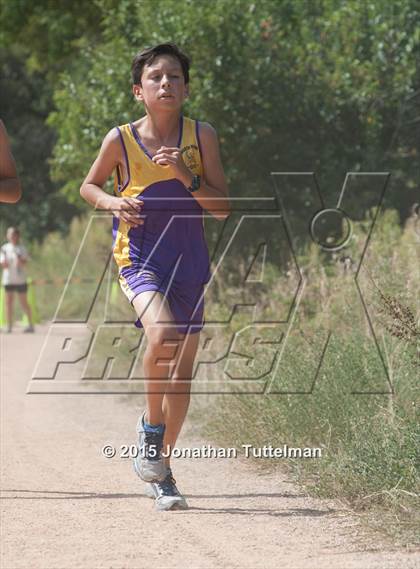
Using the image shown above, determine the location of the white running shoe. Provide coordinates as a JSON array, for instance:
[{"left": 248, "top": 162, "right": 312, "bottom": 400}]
[
  {"left": 144, "top": 467, "right": 188, "bottom": 511},
  {"left": 133, "top": 411, "right": 167, "bottom": 482}
]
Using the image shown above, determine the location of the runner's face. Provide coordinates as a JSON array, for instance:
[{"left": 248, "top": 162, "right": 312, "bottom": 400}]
[{"left": 134, "top": 55, "right": 188, "bottom": 110}]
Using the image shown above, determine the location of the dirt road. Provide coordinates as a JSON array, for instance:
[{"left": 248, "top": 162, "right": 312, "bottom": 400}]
[{"left": 1, "top": 324, "right": 418, "bottom": 569}]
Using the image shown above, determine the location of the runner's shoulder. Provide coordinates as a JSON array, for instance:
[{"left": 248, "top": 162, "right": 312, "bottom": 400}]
[
  {"left": 198, "top": 121, "right": 217, "bottom": 136},
  {"left": 100, "top": 127, "right": 124, "bottom": 160},
  {"left": 197, "top": 121, "right": 220, "bottom": 150},
  {"left": 103, "top": 126, "right": 123, "bottom": 145}
]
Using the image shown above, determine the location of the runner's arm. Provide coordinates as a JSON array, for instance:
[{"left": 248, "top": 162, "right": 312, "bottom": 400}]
[
  {"left": 180, "top": 123, "right": 231, "bottom": 221},
  {"left": 80, "top": 128, "right": 122, "bottom": 210},
  {"left": 80, "top": 128, "right": 143, "bottom": 228},
  {"left": 0, "top": 120, "right": 22, "bottom": 204}
]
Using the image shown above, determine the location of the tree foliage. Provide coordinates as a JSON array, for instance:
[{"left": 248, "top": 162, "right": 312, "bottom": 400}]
[{"left": 1, "top": 0, "right": 419, "bottom": 242}]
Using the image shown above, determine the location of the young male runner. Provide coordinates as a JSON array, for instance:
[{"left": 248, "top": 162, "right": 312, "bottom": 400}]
[{"left": 80, "top": 43, "right": 230, "bottom": 510}]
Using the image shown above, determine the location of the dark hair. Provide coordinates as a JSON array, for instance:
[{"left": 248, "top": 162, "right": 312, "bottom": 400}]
[{"left": 131, "top": 43, "right": 190, "bottom": 85}]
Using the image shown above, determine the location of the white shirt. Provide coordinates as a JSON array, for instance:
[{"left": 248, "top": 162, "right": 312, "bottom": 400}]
[{"left": 0, "top": 242, "right": 29, "bottom": 285}]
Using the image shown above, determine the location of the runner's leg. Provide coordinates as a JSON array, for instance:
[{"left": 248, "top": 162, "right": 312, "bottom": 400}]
[
  {"left": 162, "top": 330, "right": 201, "bottom": 467},
  {"left": 132, "top": 290, "right": 184, "bottom": 426}
]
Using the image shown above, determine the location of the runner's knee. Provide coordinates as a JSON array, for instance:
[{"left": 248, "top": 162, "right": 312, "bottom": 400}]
[{"left": 146, "top": 326, "right": 182, "bottom": 359}]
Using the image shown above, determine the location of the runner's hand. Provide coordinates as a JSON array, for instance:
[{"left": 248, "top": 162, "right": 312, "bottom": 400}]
[
  {"left": 152, "top": 146, "right": 193, "bottom": 186},
  {"left": 109, "top": 196, "right": 144, "bottom": 228}
]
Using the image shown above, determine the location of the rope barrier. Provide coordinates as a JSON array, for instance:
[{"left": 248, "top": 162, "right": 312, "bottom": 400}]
[{"left": 27, "top": 277, "right": 101, "bottom": 285}]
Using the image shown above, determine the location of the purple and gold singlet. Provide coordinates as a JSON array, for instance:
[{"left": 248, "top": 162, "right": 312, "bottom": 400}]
[{"left": 112, "top": 115, "right": 211, "bottom": 334}]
